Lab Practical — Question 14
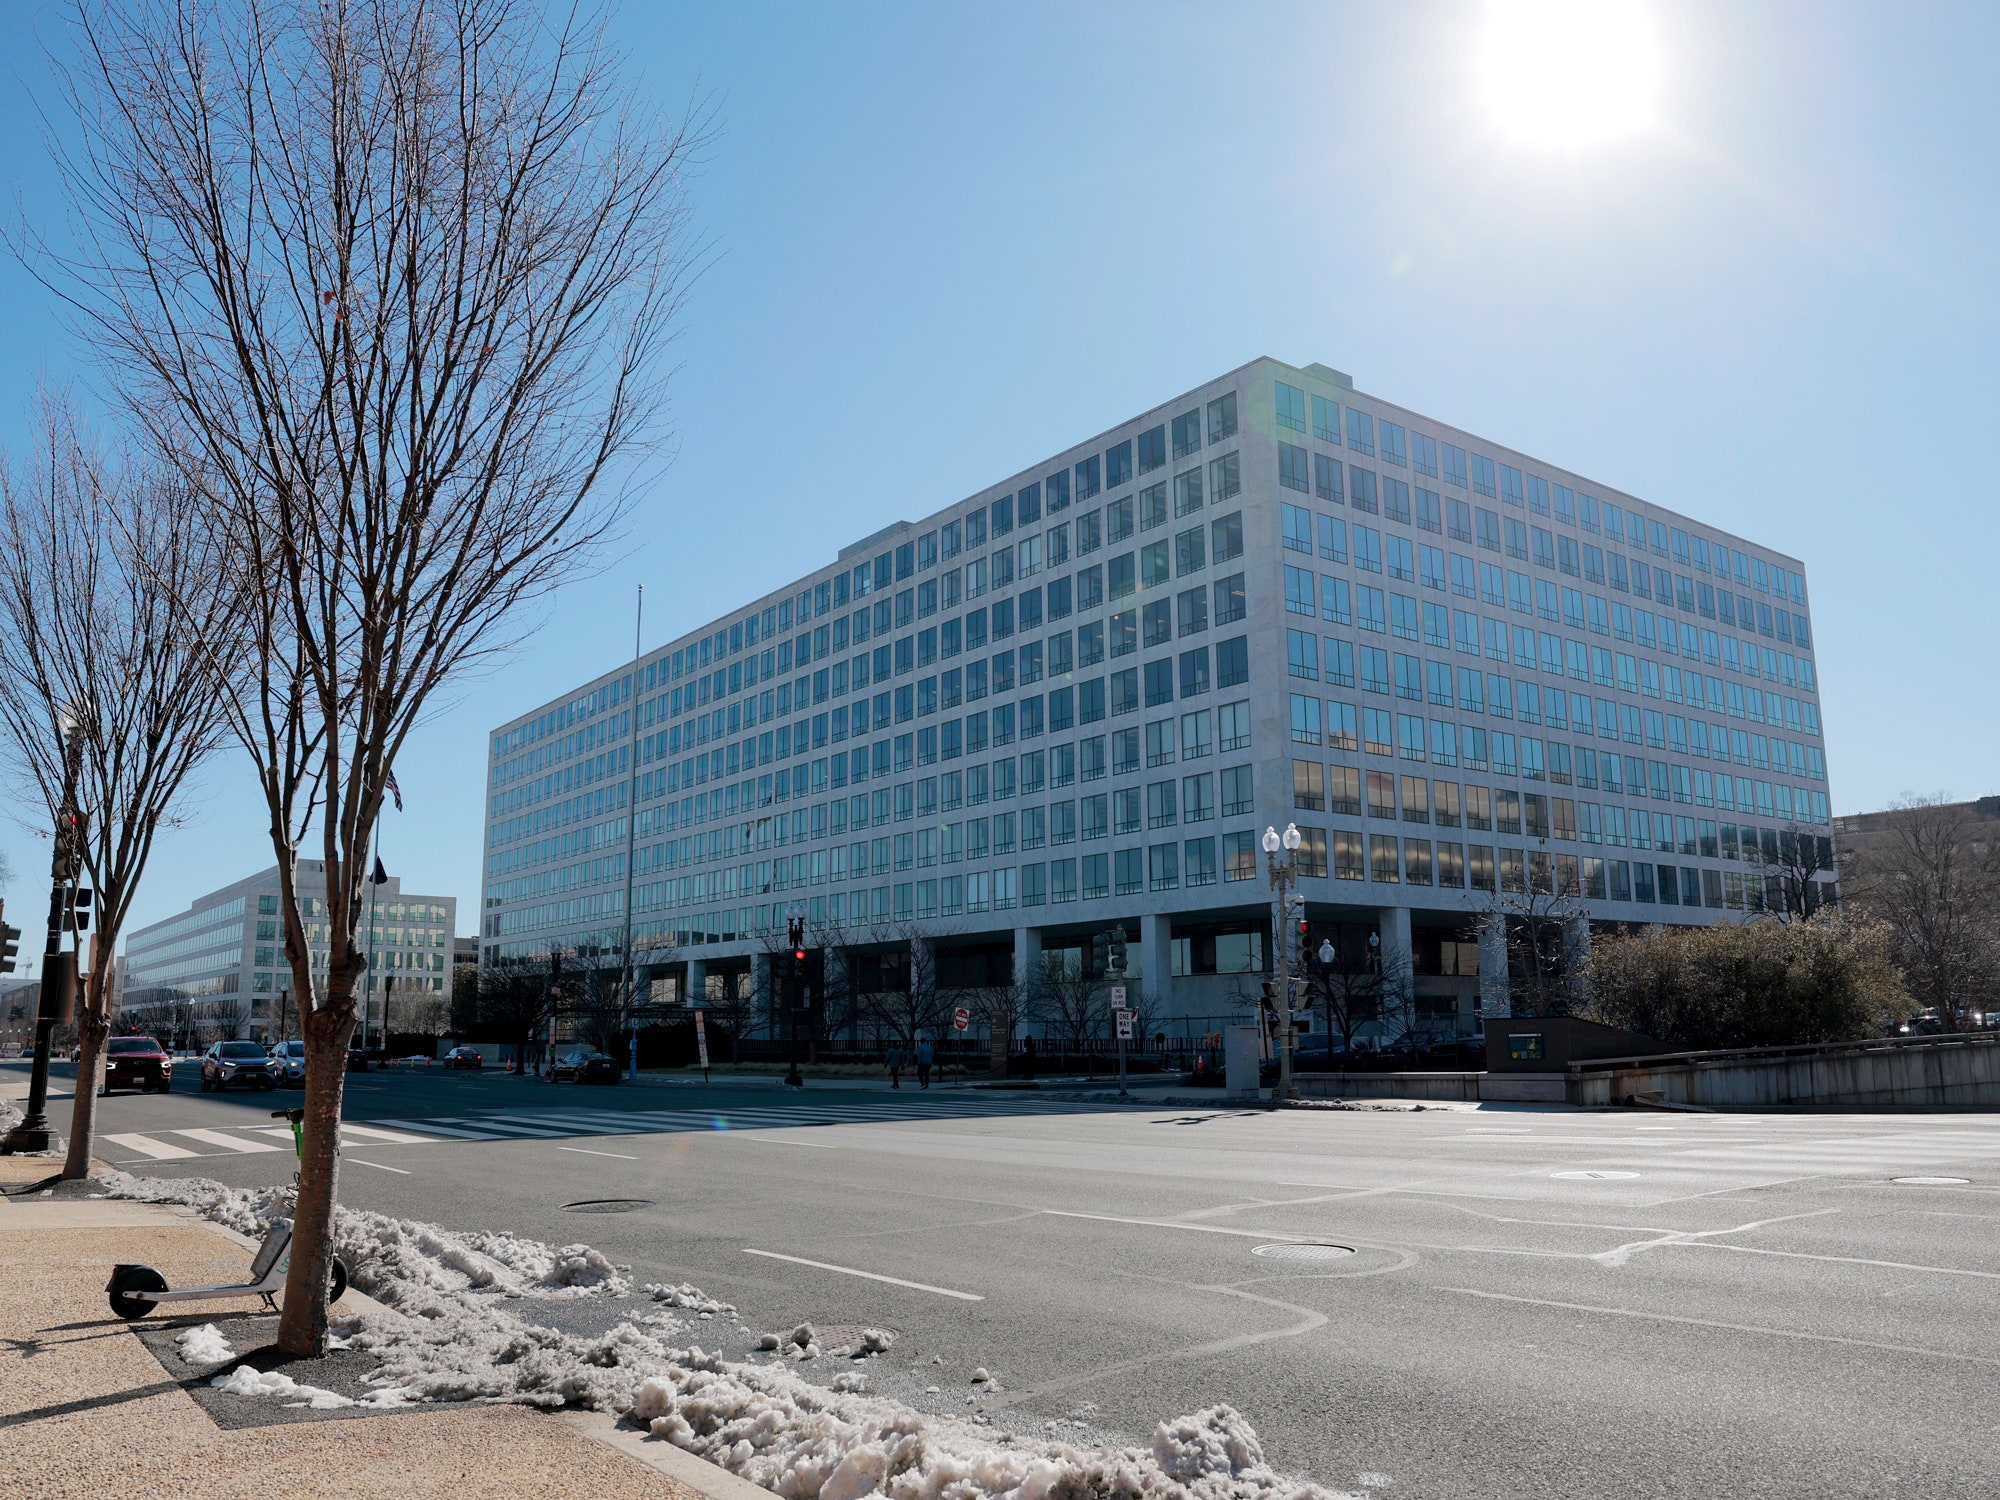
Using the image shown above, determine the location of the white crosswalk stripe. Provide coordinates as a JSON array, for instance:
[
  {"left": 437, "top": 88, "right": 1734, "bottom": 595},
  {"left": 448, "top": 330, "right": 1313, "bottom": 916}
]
[
  {"left": 365, "top": 1117, "right": 511, "bottom": 1140},
  {"left": 104, "top": 1131, "right": 199, "bottom": 1160},
  {"left": 172, "top": 1127, "right": 282, "bottom": 1154},
  {"left": 99, "top": 1093, "right": 1090, "bottom": 1162}
]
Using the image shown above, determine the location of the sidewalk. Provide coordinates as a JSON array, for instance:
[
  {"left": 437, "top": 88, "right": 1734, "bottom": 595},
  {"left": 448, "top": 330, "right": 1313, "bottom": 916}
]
[{"left": 0, "top": 1157, "right": 751, "bottom": 1500}]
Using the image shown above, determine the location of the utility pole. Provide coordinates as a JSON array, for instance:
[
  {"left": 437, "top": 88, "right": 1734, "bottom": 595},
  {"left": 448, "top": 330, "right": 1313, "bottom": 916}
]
[{"left": 4, "top": 716, "right": 86, "bottom": 1155}]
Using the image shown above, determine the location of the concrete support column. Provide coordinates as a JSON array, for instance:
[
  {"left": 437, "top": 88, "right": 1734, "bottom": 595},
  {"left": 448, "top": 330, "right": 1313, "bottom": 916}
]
[
  {"left": 686, "top": 958, "right": 708, "bottom": 1009},
  {"left": 1377, "top": 905, "right": 1413, "bottom": 1006},
  {"left": 1477, "top": 912, "right": 1510, "bottom": 1020},
  {"left": 1561, "top": 915, "right": 1592, "bottom": 1013},
  {"left": 1012, "top": 925, "right": 1042, "bottom": 990},
  {"left": 1139, "top": 912, "right": 1173, "bottom": 1018}
]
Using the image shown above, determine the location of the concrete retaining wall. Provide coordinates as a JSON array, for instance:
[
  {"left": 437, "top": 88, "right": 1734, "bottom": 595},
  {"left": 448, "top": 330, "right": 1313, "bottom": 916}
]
[
  {"left": 1295, "top": 1071, "right": 1484, "bottom": 1102},
  {"left": 1567, "top": 1033, "right": 2000, "bottom": 1108}
]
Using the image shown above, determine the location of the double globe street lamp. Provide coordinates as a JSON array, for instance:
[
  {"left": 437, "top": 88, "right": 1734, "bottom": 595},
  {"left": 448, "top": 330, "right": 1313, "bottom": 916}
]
[{"left": 1262, "top": 823, "right": 1304, "bottom": 1100}]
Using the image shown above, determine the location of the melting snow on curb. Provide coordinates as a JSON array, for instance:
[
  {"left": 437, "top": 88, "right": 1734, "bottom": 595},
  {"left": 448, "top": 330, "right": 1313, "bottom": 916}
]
[
  {"left": 107, "top": 1171, "right": 1352, "bottom": 1499},
  {"left": 176, "top": 1324, "right": 237, "bottom": 1366}
]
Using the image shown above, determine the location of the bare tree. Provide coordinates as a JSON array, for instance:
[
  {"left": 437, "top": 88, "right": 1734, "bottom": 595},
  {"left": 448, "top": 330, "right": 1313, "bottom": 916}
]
[
  {"left": 1477, "top": 852, "right": 1590, "bottom": 1018},
  {"left": 1753, "top": 822, "right": 1837, "bottom": 921},
  {"left": 475, "top": 952, "right": 562, "bottom": 1073},
  {"left": 1027, "top": 949, "right": 1110, "bottom": 1067},
  {"left": 1302, "top": 925, "right": 1411, "bottom": 1059},
  {"left": 0, "top": 396, "right": 239, "bottom": 1176},
  {"left": 854, "top": 920, "right": 955, "bottom": 1050},
  {"left": 1843, "top": 795, "right": 2000, "bottom": 1032},
  {"left": 47, "top": 0, "right": 703, "bottom": 1354},
  {"left": 202, "top": 996, "right": 250, "bottom": 1044}
]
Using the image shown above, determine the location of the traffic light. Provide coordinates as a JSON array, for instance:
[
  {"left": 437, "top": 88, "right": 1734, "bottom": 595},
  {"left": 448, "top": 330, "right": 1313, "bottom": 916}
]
[
  {"left": 1109, "top": 930, "right": 1127, "bottom": 972},
  {"left": 1091, "top": 932, "right": 1108, "bottom": 974},
  {"left": 68, "top": 887, "right": 93, "bottom": 933},
  {"left": 0, "top": 919, "right": 18, "bottom": 974}
]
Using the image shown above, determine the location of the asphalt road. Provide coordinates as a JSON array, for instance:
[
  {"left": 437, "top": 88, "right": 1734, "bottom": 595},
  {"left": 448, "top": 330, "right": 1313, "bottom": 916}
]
[{"left": 14, "top": 1059, "right": 2000, "bottom": 1499}]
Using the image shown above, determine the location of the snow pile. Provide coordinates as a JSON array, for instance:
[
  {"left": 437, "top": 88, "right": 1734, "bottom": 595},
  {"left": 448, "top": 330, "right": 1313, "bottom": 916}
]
[
  {"left": 108, "top": 1170, "right": 1342, "bottom": 1499},
  {"left": 176, "top": 1324, "right": 237, "bottom": 1366},
  {"left": 209, "top": 1364, "right": 418, "bottom": 1411},
  {"left": 100, "top": 1171, "right": 630, "bottom": 1309},
  {"left": 0, "top": 1093, "right": 21, "bottom": 1132},
  {"left": 646, "top": 1282, "right": 737, "bottom": 1316}
]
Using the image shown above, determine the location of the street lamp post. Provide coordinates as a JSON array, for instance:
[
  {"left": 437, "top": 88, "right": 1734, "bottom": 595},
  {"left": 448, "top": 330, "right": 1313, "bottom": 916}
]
[
  {"left": 1262, "top": 823, "right": 1304, "bottom": 1101},
  {"left": 3, "top": 714, "right": 85, "bottom": 1156}
]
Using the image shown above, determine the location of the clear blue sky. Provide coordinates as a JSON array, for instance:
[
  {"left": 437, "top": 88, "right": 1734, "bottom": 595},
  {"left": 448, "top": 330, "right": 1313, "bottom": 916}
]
[{"left": 0, "top": 1, "right": 1993, "bottom": 956}]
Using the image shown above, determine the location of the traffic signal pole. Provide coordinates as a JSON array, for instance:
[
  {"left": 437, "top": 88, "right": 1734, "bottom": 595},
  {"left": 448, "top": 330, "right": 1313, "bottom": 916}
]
[
  {"left": 785, "top": 916, "right": 806, "bottom": 1089},
  {"left": 4, "top": 725, "right": 85, "bottom": 1156}
]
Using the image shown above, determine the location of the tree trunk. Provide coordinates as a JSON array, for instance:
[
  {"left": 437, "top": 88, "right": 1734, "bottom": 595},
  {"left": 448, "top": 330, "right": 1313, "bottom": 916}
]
[
  {"left": 61, "top": 997, "right": 110, "bottom": 1180},
  {"left": 276, "top": 994, "right": 356, "bottom": 1357}
]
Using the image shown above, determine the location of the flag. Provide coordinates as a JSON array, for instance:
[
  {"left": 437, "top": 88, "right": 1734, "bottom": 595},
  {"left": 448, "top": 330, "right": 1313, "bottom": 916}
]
[
  {"left": 371, "top": 856, "right": 389, "bottom": 886},
  {"left": 385, "top": 769, "right": 403, "bottom": 813}
]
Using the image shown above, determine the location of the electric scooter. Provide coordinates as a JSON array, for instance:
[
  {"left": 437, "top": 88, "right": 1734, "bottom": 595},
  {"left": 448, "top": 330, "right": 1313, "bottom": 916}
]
[{"left": 106, "top": 1108, "right": 349, "bottom": 1319}]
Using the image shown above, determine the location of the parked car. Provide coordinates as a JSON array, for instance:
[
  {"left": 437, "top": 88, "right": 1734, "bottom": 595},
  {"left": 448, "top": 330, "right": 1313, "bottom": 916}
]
[
  {"left": 444, "top": 1046, "right": 484, "bottom": 1070},
  {"left": 551, "top": 1049, "right": 620, "bottom": 1084},
  {"left": 270, "top": 1039, "right": 307, "bottom": 1085},
  {"left": 199, "top": 1040, "right": 278, "bottom": 1092},
  {"left": 102, "top": 1036, "right": 173, "bottom": 1094}
]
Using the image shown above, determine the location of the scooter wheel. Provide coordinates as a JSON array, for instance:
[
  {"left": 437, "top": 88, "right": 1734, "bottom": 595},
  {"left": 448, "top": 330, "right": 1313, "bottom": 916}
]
[
  {"left": 107, "top": 1264, "right": 168, "bottom": 1319},
  {"left": 329, "top": 1255, "right": 348, "bottom": 1304}
]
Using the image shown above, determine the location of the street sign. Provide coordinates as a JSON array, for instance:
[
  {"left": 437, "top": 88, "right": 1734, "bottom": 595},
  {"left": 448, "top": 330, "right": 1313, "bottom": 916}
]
[
  {"left": 1115, "top": 1009, "right": 1135, "bottom": 1040},
  {"left": 952, "top": 1007, "right": 969, "bottom": 1032},
  {"left": 1109, "top": 984, "right": 1126, "bottom": 1007},
  {"left": 693, "top": 1009, "right": 710, "bottom": 1068}
]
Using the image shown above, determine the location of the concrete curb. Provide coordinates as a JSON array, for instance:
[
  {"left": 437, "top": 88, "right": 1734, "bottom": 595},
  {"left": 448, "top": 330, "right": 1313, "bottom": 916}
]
[{"left": 563, "top": 1410, "right": 772, "bottom": 1500}]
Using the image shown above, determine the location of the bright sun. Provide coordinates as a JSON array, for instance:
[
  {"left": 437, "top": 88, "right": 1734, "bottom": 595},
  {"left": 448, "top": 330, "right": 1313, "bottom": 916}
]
[{"left": 1476, "top": 0, "right": 1663, "bottom": 149}]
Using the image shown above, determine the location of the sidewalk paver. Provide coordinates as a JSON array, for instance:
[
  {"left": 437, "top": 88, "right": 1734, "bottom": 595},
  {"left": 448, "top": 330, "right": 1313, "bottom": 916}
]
[{"left": 0, "top": 1191, "right": 717, "bottom": 1500}]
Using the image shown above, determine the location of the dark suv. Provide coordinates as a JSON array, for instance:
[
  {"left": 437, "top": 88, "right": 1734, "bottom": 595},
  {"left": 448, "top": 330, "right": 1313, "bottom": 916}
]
[
  {"left": 103, "top": 1036, "right": 173, "bottom": 1094},
  {"left": 200, "top": 1041, "right": 278, "bottom": 1092}
]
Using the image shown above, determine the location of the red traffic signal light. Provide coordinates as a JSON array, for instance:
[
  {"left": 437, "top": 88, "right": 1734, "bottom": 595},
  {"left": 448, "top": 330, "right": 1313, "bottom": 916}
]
[{"left": 793, "top": 949, "right": 806, "bottom": 963}]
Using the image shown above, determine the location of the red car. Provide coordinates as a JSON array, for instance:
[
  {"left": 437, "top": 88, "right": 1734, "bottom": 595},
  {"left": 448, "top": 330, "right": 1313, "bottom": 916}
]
[{"left": 102, "top": 1036, "right": 173, "bottom": 1094}]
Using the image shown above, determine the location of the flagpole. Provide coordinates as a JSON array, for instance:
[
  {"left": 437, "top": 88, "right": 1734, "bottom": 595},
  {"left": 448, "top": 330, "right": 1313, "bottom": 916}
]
[{"left": 620, "top": 584, "right": 643, "bottom": 1080}]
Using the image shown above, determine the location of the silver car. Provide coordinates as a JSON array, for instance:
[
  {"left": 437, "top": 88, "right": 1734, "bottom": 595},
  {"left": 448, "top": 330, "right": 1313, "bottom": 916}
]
[{"left": 271, "top": 1039, "right": 307, "bottom": 1085}]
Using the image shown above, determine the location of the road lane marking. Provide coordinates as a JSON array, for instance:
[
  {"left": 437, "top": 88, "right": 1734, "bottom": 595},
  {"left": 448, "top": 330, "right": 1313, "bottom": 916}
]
[
  {"left": 1045, "top": 1210, "right": 1314, "bottom": 1242},
  {"left": 172, "top": 1128, "right": 281, "bottom": 1154},
  {"left": 103, "top": 1132, "right": 198, "bottom": 1160},
  {"left": 1441, "top": 1287, "right": 2000, "bottom": 1368},
  {"left": 345, "top": 1157, "right": 410, "bottom": 1174},
  {"left": 741, "top": 1248, "right": 982, "bottom": 1300},
  {"left": 558, "top": 1146, "right": 639, "bottom": 1160},
  {"left": 726, "top": 1133, "right": 837, "bottom": 1148}
]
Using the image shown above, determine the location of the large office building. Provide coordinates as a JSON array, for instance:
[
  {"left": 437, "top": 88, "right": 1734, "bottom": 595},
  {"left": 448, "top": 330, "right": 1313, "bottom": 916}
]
[
  {"left": 124, "top": 864, "right": 457, "bottom": 1041},
  {"left": 480, "top": 357, "right": 1833, "bottom": 1035}
]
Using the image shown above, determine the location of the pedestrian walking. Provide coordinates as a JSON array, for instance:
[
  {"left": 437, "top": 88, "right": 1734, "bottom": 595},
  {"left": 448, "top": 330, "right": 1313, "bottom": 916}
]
[
  {"left": 886, "top": 1041, "right": 905, "bottom": 1089},
  {"left": 1021, "top": 1034, "right": 1036, "bottom": 1082},
  {"left": 916, "top": 1036, "right": 934, "bottom": 1089}
]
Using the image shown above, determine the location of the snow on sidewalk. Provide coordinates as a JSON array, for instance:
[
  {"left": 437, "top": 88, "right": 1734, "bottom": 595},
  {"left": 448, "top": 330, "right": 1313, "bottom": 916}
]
[{"left": 104, "top": 1171, "right": 1357, "bottom": 1500}]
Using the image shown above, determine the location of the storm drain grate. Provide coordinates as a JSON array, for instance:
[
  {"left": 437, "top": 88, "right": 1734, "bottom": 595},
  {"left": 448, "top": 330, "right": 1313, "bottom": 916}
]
[
  {"left": 1251, "top": 1243, "right": 1356, "bottom": 1261},
  {"left": 559, "top": 1198, "right": 657, "bottom": 1214}
]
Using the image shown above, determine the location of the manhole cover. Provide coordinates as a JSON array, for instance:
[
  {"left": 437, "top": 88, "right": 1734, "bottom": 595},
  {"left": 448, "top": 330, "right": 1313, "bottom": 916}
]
[
  {"left": 1893, "top": 1176, "right": 1969, "bottom": 1186},
  {"left": 1250, "top": 1243, "right": 1356, "bottom": 1260},
  {"left": 559, "top": 1198, "right": 657, "bottom": 1213},
  {"left": 1552, "top": 1170, "right": 1639, "bottom": 1181}
]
